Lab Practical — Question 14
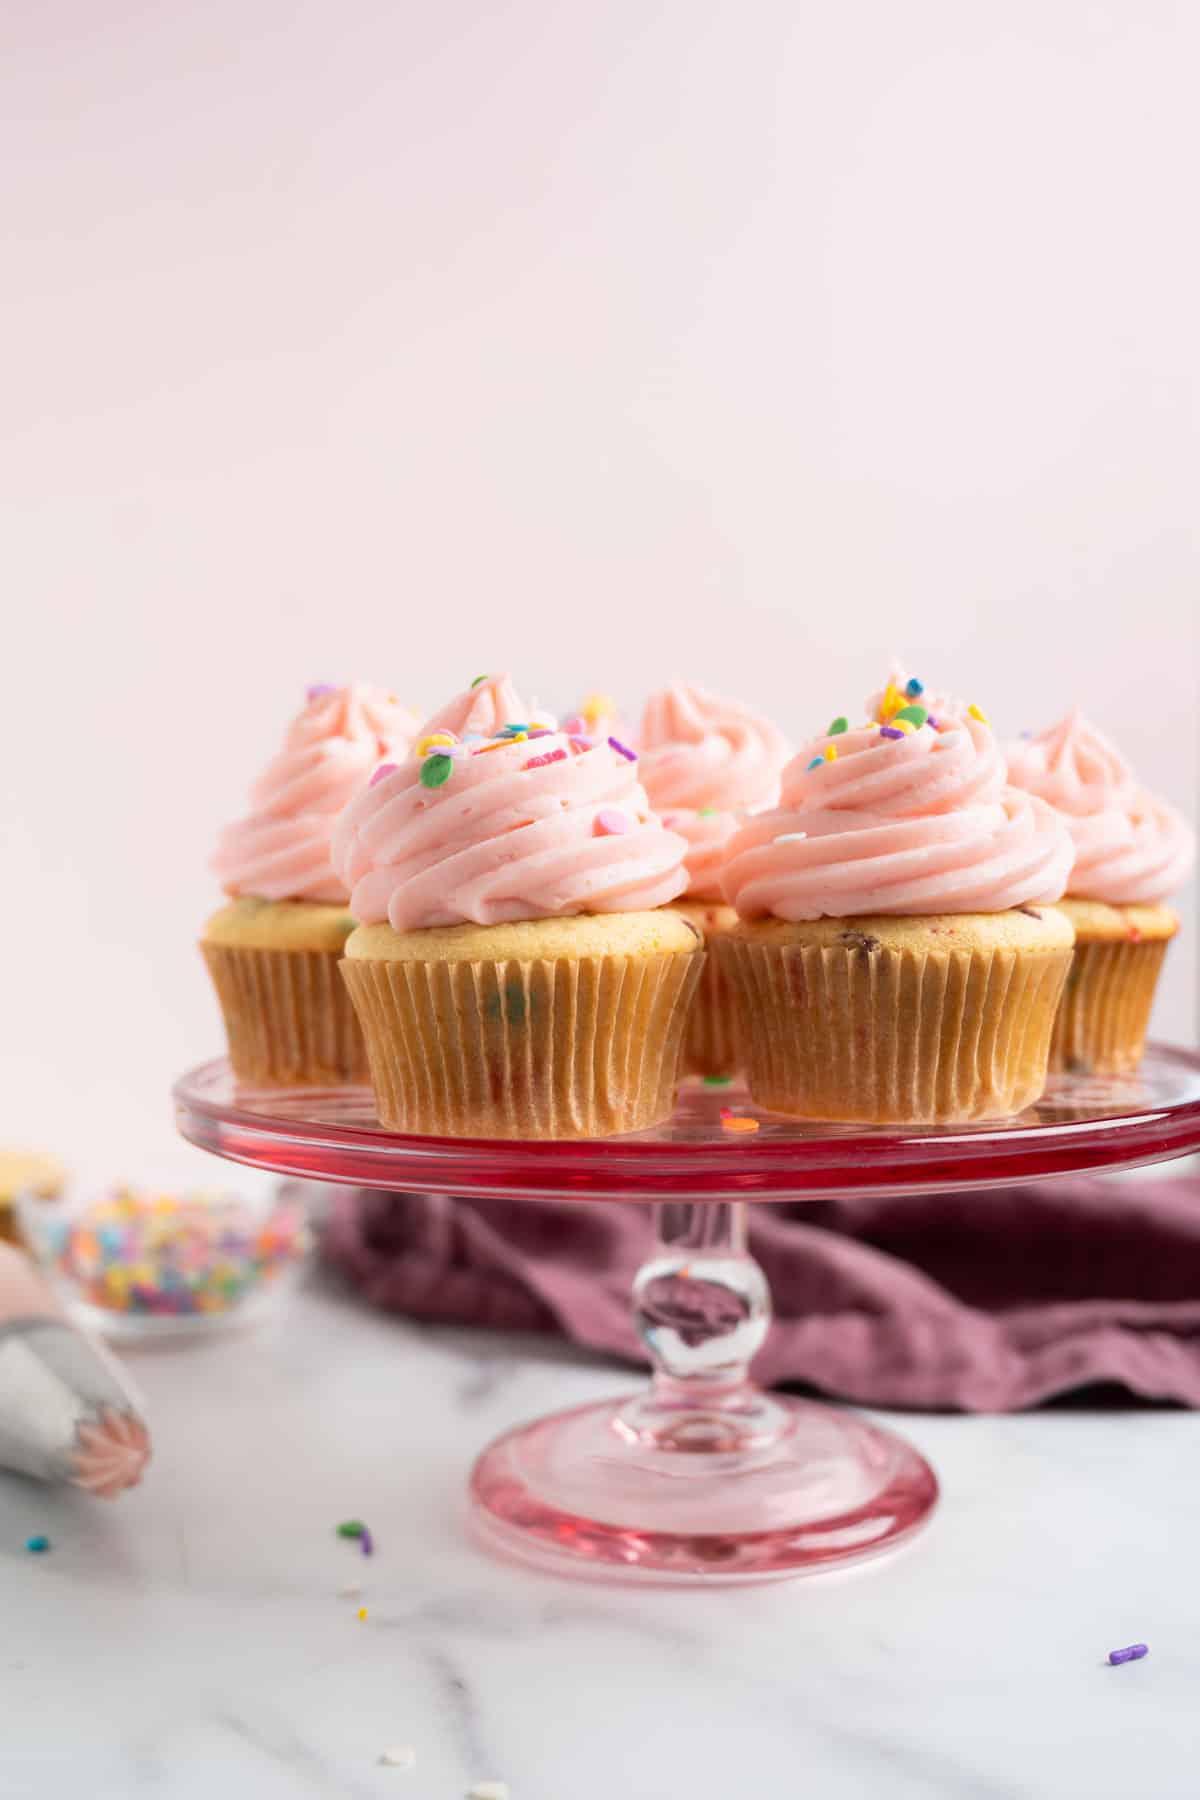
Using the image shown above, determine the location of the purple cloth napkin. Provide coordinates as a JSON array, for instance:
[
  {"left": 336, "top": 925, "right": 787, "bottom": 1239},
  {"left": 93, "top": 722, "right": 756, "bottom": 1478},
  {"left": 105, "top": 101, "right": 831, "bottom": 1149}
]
[{"left": 321, "top": 1170, "right": 1200, "bottom": 1411}]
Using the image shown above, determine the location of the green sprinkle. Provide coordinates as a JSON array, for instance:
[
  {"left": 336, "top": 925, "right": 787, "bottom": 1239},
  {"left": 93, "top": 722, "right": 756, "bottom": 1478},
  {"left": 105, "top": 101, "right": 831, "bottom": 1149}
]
[
  {"left": 337, "top": 1520, "right": 365, "bottom": 1539},
  {"left": 470, "top": 674, "right": 488, "bottom": 688},
  {"left": 697, "top": 806, "right": 717, "bottom": 817},
  {"left": 892, "top": 704, "right": 928, "bottom": 728},
  {"left": 828, "top": 716, "right": 849, "bottom": 735},
  {"left": 702, "top": 1075, "right": 733, "bottom": 1086},
  {"left": 419, "top": 753, "right": 453, "bottom": 789}
]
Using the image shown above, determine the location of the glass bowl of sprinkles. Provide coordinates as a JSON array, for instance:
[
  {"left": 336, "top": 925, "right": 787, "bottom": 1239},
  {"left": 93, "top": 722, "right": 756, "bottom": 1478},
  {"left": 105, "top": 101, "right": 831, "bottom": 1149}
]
[{"left": 16, "top": 1181, "right": 312, "bottom": 1342}]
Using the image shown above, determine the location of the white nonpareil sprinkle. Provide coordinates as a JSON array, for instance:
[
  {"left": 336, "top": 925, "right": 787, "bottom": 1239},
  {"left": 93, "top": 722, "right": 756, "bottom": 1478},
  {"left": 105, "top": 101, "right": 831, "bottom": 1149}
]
[
  {"left": 467, "top": 1784, "right": 509, "bottom": 1800},
  {"left": 338, "top": 1584, "right": 364, "bottom": 1599},
  {"left": 379, "top": 1745, "right": 416, "bottom": 1769},
  {"left": 774, "top": 832, "right": 807, "bottom": 844}
]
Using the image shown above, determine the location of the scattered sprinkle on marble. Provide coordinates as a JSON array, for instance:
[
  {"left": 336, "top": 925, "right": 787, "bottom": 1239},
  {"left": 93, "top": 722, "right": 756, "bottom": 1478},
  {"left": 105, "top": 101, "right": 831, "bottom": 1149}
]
[
  {"left": 379, "top": 1746, "right": 417, "bottom": 1769},
  {"left": 1108, "top": 1644, "right": 1148, "bottom": 1665},
  {"left": 25, "top": 1534, "right": 50, "bottom": 1553},
  {"left": 337, "top": 1520, "right": 366, "bottom": 1539},
  {"left": 357, "top": 1607, "right": 369, "bottom": 1622},
  {"left": 360, "top": 1525, "right": 374, "bottom": 1556},
  {"left": 467, "top": 1785, "right": 509, "bottom": 1800}
]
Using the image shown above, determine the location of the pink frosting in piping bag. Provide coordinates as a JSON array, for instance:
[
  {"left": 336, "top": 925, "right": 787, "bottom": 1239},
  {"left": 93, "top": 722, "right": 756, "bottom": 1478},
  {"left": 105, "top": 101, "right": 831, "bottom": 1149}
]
[
  {"left": 638, "top": 682, "right": 791, "bottom": 901},
  {"left": 1005, "top": 709, "right": 1194, "bottom": 904},
  {"left": 333, "top": 674, "right": 690, "bottom": 929},
  {"left": 722, "top": 688, "right": 1073, "bottom": 921},
  {"left": 213, "top": 685, "right": 421, "bottom": 903}
]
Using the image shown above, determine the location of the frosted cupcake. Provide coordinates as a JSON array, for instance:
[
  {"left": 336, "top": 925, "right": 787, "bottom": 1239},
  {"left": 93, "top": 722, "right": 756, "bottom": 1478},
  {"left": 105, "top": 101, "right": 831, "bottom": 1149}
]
[
  {"left": 638, "top": 681, "right": 790, "bottom": 1076},
  {"left": 333, "top": 674, "right": 701, "bottom": 1138},
  {"left": 719, "top": 676, "right": 1075, "bottom": 1123},
  {"left": 1006, "top": 710, "right": 1194, "bottom": 1075},
  {"left": 202, "top": 683, "right": 420, "bottom": 1085}
]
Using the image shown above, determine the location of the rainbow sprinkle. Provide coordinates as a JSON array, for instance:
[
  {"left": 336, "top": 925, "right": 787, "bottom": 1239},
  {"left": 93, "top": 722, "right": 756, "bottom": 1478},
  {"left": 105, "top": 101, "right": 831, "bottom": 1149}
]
[
  {"left": 608, "top": 736, "right": 637, "bottom": 762},
  {"left": 419, "top": 754, "right": 454, "bottom": 788},
  {"left": 828, "top": 716, "right": 849, "bottom": 735},
  {"left": 823, "top": 744, "right": 837, "bottom": 762},
  {"left": 968, "top": 702, "right": 990, "bottom": 724},
  {"left": 719, "top": 1109, "right": 759, "bottom": 1135},
  {"left": 1108, "top": 1644, "right": 1148, "bottom": 1666},
  {"left": 805, "top": 756, "right": 823, "bottom": 771},
  {"left": 905, "top": 678, "right": 924, "bottom": 696},
  {"left": 25, "top": 1535, "right": 50, "bottom": 1554},
  {"left": 879, "top": 725, "right": 905, "bottom": 741},
  {"left": 369, "top": 763, "right": 396, "bottom": 788},
  {"left": 523, "top": 747, "right": 567, "bottom": 770},
  {"left": 595, "top": 807, "right": 629, "bottom": 835},
  {"left": 306, "top": 682, "right": 337, "bottom": 702},
  {"left": 416, "top": 730, "right": 458, "bottom": 758},
  {"left": 470, "top": 674, "right": 488, "bottom": 688}
]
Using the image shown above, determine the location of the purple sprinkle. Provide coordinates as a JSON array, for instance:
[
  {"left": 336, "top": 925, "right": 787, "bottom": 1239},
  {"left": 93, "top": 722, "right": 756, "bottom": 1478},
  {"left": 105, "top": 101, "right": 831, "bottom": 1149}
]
[
  {"left": 526, "top": 728, "right": 554, "bottom": 739},
  {"left": 370, "top": 763, "right": 397, "bottom": 787},
  {"left": 569, "top": 734, "right": 596, "bottom": 752},
  {"left": 306, "top": 682, "right": 338, "bottom": 702},
  {"left": 879, "top": 725, "right": 905, "bottom": 740},
  {"left": 360, "top": 1525, "right": 374, "bottom": 1557},
  {"left": 1108, "top": 1643, "right": 1148, "bottom": 1665},
  {"left": 608, "top": 736, "right": 637, "bottom": 762},
  {"left": 926, "top": 714, "right": 939, "bottom": 729}
]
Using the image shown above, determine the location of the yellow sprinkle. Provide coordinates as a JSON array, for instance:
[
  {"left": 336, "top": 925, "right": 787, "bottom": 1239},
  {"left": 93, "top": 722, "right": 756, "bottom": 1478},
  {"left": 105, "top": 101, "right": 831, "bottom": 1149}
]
[
  {"left": 890, "top": 717, "right": 916, "bottom": 735},
  {"left": 357, "top": 1607, "right": 368, "bottom": 1621},
  {"left": 416, "top": 731, "right": 457, "bottom": 756},
  {"left": 721, "top": 1116, "right": 760, "bottom": 1135},
  {"left": 823, "top": 743, "right": 837, "bottom": 762},
  {"left": 968, "top": 703, "right": 990, "bottom": 724},
  {"left": 879, "top": 682, "right": 905, "bottom": 722},
  {"left": 581, "top": 692, "right": 616, "bottom": 726}
]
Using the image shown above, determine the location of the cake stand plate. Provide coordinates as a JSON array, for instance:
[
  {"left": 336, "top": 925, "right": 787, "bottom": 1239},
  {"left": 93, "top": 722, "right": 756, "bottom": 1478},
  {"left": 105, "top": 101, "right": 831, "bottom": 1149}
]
[{"left": 175, "top": 1046, "right": 1200, "bottom": 1582}]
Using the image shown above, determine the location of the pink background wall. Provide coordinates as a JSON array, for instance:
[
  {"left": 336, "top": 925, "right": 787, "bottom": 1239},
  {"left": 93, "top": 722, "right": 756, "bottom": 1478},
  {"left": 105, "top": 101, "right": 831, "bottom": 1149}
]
[{"left": 4, "top": 1, "right": 1196, "bottom": 1173}]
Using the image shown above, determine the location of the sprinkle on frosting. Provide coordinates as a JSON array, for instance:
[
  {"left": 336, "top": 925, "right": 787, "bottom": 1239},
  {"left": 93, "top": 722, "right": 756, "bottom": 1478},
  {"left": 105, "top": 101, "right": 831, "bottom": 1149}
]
[
  {"left": 905, "top": 678, "right": 924, "bottom": 696},
  {"left": 968, "top": 703, "right": 989, "bottom": 724},
  {"left": 333, "top": 674, "right": 689, "bottom": 929},
  {"left": 721, "top": 672, "right": 1073, "bottom": 921},
  {"left": 419, "top": 753, "right": 454, "bottom": 788},
  {"left": 369, "top": 763, "right": 396, "bottom": 787},
  {"left": 829, "top": 717, "right": 849, "bottom": 735},
  {"left": 306, "top": 682, "right": 337, "bottom": 702},
  {"left": 470, "top": 674, "right": 488, "bottom": 688},
  {"left": 823, "top": 744, "right": 837, "bottom": 762}
]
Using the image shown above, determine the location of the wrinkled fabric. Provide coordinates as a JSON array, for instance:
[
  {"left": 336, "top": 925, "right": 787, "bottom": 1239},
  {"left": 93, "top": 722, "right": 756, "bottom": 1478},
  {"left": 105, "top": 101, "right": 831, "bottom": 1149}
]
[{"left": 321, "top": 1170, "right": 1200, "bottom": 1411}]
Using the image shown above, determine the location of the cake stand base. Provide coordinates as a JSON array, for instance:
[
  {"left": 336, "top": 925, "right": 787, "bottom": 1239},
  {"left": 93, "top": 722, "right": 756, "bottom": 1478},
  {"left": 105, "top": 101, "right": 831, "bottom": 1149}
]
[{"left": 470, "top": 1390, "right": 937, "bottom": 1582}]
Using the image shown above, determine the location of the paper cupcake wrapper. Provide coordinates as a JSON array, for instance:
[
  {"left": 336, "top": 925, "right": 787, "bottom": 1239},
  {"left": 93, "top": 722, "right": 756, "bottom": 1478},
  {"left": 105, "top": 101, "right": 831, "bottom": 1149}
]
[
  {"left": 682, "top": 934, "right": 742, "bottom": 1078},
  {"left": 201, "top": 942, "right": 368, "bottom": 1086},
  {"left": 1050, "top": 937, "right": 1168, "bottom": 1077},
  {"left": 718, "top": 937, "right": 1072, "bottom": 1124},
  {"left": 341, "top": 950, "right": 702, "bottom": 1138}
]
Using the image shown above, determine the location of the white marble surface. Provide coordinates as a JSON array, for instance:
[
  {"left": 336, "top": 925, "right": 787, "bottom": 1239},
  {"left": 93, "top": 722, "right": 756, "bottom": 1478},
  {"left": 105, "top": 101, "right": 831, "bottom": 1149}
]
[{"left": 3, "top": 1273, "right": 1200, "bottom": 1800}]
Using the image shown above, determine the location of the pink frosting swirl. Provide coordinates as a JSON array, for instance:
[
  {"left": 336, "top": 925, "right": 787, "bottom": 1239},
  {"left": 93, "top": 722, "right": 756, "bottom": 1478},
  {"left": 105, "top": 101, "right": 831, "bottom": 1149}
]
[
  {"left": 1006, "top": 710, "right": 1195, "bottom": 903},
  {"left": 213, "top": 685, "right": 421, "bottom": 903},
  {"left": 333, "top": 675, "right": 689, "bottom": 929},
  {"left": 723, "top": 707, "right": 1073, "bottom": 920},
  {"left": 638, "top": 682, "right": 791, "bottom": 900}
]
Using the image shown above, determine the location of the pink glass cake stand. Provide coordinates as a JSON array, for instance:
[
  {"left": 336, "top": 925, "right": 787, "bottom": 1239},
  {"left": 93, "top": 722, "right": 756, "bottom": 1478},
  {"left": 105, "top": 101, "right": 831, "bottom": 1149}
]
[{"left": 175, "top": 1045, "right": 1200, "bottom": 1583}]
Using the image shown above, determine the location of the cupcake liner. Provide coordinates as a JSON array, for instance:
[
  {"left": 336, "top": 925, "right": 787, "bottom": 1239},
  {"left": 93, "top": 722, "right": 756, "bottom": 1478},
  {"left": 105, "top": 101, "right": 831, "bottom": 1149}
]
[
  {"left": 341, "top": 950, "right": 702, "bottom": 1138},
  {"left": 683, "top": 938, "right": 742, "bottom": 1078},
  {"left": 718, "top": 937, "right": 1072, "bottom": 1124},
  {"left": 201, "top": 943, "right": 368, "bottom": 1086},
  {"left": 1049, "top": 937, "right": 1169, "bottom": 1077}
]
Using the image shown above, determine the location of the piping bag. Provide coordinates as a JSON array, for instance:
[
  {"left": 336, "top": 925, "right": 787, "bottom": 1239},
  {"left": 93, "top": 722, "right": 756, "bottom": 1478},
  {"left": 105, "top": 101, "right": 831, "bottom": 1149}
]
[{"left": 0, "top": 1242, "right": 150, "bottom": 1497}]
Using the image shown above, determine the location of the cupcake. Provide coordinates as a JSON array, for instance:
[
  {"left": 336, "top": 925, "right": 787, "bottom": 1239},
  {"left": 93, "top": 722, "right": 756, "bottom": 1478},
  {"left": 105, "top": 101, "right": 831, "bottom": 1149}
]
[
  {"left": 333, "top": 674, "right": 702, "bottom": 1138},
  {"left": 1006, "top": 710, "right": 1195, "bottom": 1075},
  {"left": 638, "top": 681, "right": 790, "bottom": 1076},
  {"left": 202, "top": 683, "right": 420, "bottom": 1085},
  {"left": 718, "top": 675, "right": 1075, "bottom": 1123}
]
